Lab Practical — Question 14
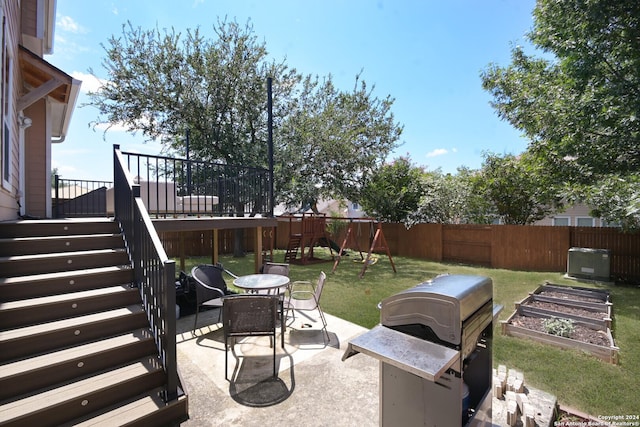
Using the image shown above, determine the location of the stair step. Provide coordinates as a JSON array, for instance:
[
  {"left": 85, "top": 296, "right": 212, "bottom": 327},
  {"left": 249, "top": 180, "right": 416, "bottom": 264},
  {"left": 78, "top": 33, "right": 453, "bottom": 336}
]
[
  {"left": 0, "top": 218, "right": 188, "bottom": 425},
  {"left": 0, "top": 285, "right": 140, "bottom": 329},
  {"left": 0, "top": 356, "right": 165, "bottom": 427},
  {"left": 68, "top": 388, "right": 189, "bottom": 427},
  {"left": 0, "top": 305, "right": 148, "bottom": 362},
  {"left": 0, "top": 329, "right": 156, "bottom": 400},
  {"left": 0, "top": 233, "right": 124, "bottom": 257},
  {"left": 0, "top": 249, "right": 130, "bottom": 277},
  {"left": 0, "top": 266, "right": 134, "bottom": 301},
  {"left": 0, "top": 218, "right": 119, "bottom": 238}
]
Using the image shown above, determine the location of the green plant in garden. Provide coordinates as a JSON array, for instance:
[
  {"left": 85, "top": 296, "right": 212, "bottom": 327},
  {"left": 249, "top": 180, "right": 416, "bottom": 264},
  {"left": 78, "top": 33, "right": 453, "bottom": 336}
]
[{"left": 542, "top": 317, "right": 575, "bottom": 338}]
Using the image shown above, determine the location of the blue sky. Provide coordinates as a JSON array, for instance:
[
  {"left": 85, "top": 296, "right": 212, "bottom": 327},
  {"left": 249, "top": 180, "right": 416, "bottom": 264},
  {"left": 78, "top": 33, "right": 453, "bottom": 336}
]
[{"left": 49, "top": 0, "right": 537, "bottom": 182}]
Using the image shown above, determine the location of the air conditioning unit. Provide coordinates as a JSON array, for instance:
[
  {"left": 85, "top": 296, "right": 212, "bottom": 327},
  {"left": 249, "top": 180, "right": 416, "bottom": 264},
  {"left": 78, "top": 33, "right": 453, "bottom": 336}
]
[{"left": 567, "top": 247, "right": 611, "bottom": 281}]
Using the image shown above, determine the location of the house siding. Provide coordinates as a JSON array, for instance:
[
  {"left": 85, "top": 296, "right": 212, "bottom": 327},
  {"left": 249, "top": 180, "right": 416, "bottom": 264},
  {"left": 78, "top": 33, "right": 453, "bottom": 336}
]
[
  {"left": 20, "top": 0, "right": 38, "bottom": 39},
  {"left": 0, "top": 0, "right": 22, "bottom": 220},
  {"left": 24, "top": 99, "right": 47, "bottom": 217},
  {"left": 535, "top": 204, "right": 604, "bottom": 227}
]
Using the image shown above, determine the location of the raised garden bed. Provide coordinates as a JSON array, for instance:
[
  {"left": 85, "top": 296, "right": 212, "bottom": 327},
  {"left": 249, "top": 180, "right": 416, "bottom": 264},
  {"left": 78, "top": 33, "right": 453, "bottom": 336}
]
[{"left": 502, "top": 283, "right": 619, "bottom": 364}]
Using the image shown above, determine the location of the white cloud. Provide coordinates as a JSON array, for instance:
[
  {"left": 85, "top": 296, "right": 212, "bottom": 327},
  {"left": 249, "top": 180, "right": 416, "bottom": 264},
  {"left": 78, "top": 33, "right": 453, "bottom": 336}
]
[
  {"left": 426, "top": 148, "right": 448, "bottom": 158},
  {"left": 426, "top": 147, "right": 458, "bottom": 158},
  {"left": 56, "top": 15, "right": 87, "bottom": 34},
  {"left": 71, "top": 72, "right": 104, "bottom": 93}
]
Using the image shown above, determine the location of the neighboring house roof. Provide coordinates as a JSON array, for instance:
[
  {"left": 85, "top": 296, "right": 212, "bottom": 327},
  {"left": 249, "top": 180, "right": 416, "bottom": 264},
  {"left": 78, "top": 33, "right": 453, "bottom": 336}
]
[{"left": 274, "top": 198, "right": 366, "bottom": 218}]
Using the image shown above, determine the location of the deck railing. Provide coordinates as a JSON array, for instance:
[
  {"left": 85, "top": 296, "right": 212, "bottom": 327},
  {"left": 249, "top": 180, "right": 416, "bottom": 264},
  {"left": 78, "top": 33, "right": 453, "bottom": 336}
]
[
  {"left": 113, "top": 145, "right": 180, "bottom": 402},
  {"left": 122, "top": 150, "right": 272, "bottom": 217},
  {"left": 53, "top": 149, "right": 272, "bottom": 219},
  {"left": 53, "top": 177, "right": 112, "bottom": 218}
]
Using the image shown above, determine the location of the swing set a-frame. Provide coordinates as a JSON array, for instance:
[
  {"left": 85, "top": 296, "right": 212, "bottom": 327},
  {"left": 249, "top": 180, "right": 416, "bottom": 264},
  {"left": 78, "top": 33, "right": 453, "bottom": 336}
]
[{"left": 331, "top": 218, "right": 396, "bottom": 278}]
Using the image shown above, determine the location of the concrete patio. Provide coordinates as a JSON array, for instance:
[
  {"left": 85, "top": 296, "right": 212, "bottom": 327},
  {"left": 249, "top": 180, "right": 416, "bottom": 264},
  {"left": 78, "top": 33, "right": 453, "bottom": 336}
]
[
  {"left": 175, "top": 306, "right": 379, "bottom": 426},
  {"left": 174, "top": 305, "right": 552, "bottom": 427}
]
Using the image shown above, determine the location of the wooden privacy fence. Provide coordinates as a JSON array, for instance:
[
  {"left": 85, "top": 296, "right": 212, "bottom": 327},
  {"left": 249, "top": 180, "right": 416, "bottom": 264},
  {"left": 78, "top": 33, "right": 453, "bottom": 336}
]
[
  {"left": 160, "top": 229, "right": 258, "bottom": 257},
  {"left": 161, "top": 220, "right": 640, "bottom": 283}
]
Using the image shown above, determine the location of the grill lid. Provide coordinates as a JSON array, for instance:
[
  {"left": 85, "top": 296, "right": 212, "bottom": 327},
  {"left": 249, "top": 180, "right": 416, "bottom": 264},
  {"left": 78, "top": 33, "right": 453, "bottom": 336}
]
[{"left": 380, "top": 274, "right": 492, "bottom": 345}]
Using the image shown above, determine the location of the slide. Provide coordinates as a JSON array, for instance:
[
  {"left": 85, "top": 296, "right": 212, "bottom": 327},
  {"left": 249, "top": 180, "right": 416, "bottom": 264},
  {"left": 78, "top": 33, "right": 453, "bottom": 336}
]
[{"left": 318, "top": 237, "right": 347, "bottom": 255}]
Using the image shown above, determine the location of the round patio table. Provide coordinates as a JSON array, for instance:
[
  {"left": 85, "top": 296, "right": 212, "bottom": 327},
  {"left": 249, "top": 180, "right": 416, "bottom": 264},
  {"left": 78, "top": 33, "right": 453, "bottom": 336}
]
[{"left": 233, "top": 274, "right": 290, "bottom": 294}]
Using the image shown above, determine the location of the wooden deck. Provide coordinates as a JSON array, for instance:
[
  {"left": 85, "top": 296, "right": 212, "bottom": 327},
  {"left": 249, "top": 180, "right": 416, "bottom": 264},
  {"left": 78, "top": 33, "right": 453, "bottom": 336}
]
[{"left": 152, "top": 216, "right": 278, "bottom": 273}]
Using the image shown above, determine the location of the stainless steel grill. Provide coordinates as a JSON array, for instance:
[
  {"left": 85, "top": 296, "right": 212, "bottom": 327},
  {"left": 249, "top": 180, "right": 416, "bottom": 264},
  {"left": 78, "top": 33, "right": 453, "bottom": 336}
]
[{"left": 343, "top": 274, "right": 499, "bottom": 426}]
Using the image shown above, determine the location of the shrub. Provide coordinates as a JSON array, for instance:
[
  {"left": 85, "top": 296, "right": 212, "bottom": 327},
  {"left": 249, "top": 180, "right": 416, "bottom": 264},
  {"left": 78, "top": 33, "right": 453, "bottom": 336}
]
[{"left": 542, "top": 317, "right": 575, "bottom": 338}]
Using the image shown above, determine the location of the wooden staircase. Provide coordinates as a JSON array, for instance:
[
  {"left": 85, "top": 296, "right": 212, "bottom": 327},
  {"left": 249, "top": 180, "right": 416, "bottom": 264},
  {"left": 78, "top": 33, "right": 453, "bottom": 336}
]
[{"left": 0, "top": 219, "right": 188, "bottom": 426}]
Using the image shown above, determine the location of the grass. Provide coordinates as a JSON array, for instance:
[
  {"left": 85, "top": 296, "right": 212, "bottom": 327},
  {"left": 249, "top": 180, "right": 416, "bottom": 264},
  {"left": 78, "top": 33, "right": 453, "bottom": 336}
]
[{"left": 176, "top": 248, "right": 640, "bottom": 416}]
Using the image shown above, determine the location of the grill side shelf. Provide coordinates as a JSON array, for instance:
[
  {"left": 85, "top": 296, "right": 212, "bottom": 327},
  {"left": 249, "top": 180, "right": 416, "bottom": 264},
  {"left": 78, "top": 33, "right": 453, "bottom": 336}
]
[{"left": 342, "top": 325, "right": 460, "bottom": 382}]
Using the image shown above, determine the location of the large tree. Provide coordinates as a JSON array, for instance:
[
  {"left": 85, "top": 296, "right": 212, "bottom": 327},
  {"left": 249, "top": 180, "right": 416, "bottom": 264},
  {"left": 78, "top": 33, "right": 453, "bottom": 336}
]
[
  {"left": 275, "top": 73, "right": 403, "bottom": 211},
  {"left": 89, "top": 19, "right": 298, "bottom": 255},
  {"left": 89, "top": 19, "right": 402, "bottom": 215},
  {"left": 404, "top": 167, "right": 497, "bottom": 227},
  {"left": 481, "top": 0, "right": 640, "bottom": 228},
  {"left": 473, "top": 152, "right": 562, "bottom": 225},
  {"left": 359, "top": 156, "right": 424, "bottom": 222},
  {"left": 89, "top": 19, "right": 296, "bottom": 167}
]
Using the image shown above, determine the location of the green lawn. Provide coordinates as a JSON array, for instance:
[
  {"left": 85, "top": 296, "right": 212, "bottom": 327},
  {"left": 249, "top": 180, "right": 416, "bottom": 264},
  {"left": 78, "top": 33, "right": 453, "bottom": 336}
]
[{"left": 177, "top": 249, "right": 640, "bottom": 416}]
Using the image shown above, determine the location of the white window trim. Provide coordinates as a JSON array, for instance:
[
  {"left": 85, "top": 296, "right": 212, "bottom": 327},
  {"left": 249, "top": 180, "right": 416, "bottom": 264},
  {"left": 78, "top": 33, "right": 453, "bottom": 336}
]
[
  {"left": 553, "top": 216, "right": 571, "bottom": 226},
  {"left": 601, "top": 219, "right": 621, "bottom": 228},
  {"left": 1, "top": 10, "right": 12, "bottom": 191},
  {"left": 576, "top": 216, "right": 595, "bottom": 227}
]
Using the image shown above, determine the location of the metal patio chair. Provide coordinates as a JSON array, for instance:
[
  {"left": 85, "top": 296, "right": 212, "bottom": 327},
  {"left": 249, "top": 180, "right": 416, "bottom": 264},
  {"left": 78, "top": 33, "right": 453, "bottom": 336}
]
[
  {"left": 284, "top": 271, "right": 329, "bottom": 343},
  {"left": 262, "top": 261, "right": 291, "bottom": 294},
  {"left": 191, "top": 264, "right": 237, "bottom": 332},
  {"left": 223, "top": 294, "right": 283, "bottom": 380}
]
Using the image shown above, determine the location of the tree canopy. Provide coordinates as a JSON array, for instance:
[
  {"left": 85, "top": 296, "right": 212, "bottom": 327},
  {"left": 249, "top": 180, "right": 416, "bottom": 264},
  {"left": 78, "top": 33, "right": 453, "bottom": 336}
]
[
  {"left": 88, "top": 19, "right": 402, "bottom": 212},
  {"left": 276, "top": 73, "right": 403, "bottom": 212},
  {"left": 481, "top": 0, "right": 640, "bottom": 228},
  {"left": 359, "top": 156, "right": 424, "bottom": 222},
  {"left": 473, "top": 152, "right": 562, "bottom": 225}
]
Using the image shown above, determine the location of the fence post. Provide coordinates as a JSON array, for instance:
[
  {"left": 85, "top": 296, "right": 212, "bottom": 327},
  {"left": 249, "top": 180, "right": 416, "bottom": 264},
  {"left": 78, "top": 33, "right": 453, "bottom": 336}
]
[{"left": 54, "top": 174, "right": 60, "bottom": 218}]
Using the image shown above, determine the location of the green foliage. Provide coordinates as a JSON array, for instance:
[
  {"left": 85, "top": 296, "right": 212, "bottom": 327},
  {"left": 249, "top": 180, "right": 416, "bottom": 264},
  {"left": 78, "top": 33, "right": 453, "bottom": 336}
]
[
  {"left": 407, "top": 167, "right": 496, "bottom": 226},
  {"left": 51, "top": 168, "right": 60, "bottom": 188},
  {"left": 90, "top": 19, "right": 290, "bottom": 168},
  {"left": 473, "top": 152, "right": 562, "bottom": 224},
  {"left": 482, "top": 0, "right": 640, "bottom": 179},
  {"left": 582, "top": 174, "right": 640, "bottom": 230},
  {"left": 359, "top": 156, "right": 424, "bottom": 222},
  {"left": 275, "top": 73, "right": 403, "bottom": 209},
  {"left": 542, "top": 317, "right": 575, "bottom": 338},
  {"left": 481, "top": 0, "right": 640, "bottom": 229},
  {"left": 90, "top": 19, "right": 402, "bottom": 212},
  {"left": 455, "top": 166, "right": 498, "bottom": 224}
]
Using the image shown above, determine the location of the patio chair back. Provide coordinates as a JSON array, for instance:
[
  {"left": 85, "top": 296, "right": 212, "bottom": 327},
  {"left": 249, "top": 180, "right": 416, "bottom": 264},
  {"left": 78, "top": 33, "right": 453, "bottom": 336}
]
[
  {"left": 262, "top": 262, "right": 290, "bottom": 277},
  {"left": 262, "top": 262, "right": 291, "bottom": 297},
  {"left": 313, "top": 271, "right": 327, "bottom": 302},
  {"left": 223, "top": 294, "right": 281, "bottom": 379},
  {"left": 191, "top": 264, "right": 234, "bottom": 331}
]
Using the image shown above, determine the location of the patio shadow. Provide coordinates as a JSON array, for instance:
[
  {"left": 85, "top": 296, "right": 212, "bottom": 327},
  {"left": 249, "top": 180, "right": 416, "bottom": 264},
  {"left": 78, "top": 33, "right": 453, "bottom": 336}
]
[{"left": 228, "top": 352, "right": 295, "bottom": 407}]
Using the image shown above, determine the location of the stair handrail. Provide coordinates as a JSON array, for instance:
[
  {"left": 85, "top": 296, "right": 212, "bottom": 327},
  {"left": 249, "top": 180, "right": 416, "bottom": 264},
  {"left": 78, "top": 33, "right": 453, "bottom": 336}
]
[{"left": 113, "top": 144, "right": 180, "bottom": 402}]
